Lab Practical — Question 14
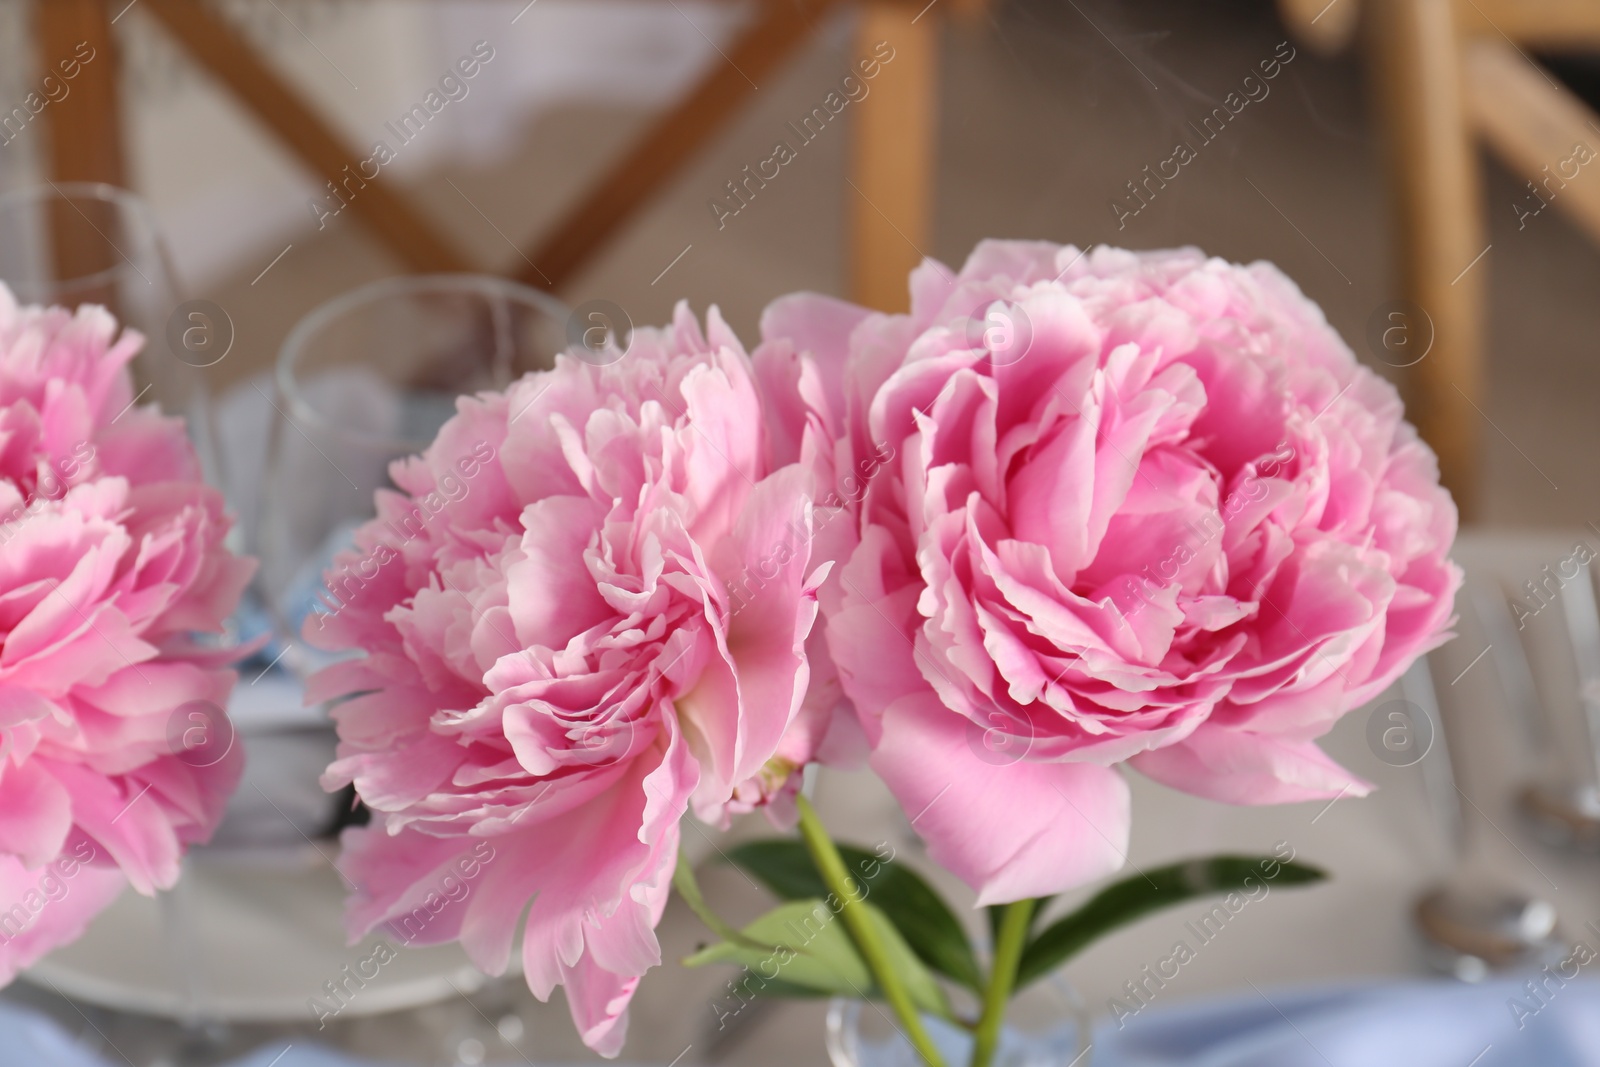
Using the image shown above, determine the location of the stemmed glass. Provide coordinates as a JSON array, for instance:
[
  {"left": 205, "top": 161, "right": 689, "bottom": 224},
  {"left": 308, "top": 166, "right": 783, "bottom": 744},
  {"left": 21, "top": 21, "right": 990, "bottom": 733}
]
[
  {"left": 0, "top": 181, "right": 234, "bottom": 1060},
  {"left": 1502, "top": 569, "right": 1600, "bottom": 848},
  {"left": 249, "top": 275, "right": 564, "bottom": 1061},
  {"left": 1407, "top": 612, "right": 1563, "bottom": 981}
]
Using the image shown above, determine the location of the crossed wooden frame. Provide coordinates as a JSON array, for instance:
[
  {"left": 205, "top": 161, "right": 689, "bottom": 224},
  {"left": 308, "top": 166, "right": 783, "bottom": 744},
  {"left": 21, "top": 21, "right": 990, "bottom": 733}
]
[
  {"left": 1280, "top": 0, "right": 1600, "bottom": 517},
  {"left": 35, "top": 0, "right": 960, "bottom": 312},
  {"left": 49, "top": 0, "right": 1600, "bottom": 510}
]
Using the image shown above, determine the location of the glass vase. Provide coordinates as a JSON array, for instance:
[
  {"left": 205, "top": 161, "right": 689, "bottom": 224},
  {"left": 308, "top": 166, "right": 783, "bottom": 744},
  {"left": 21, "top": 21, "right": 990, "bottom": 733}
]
[{"left": 825, "top": 976, "right": 1093, "bottom": 1067}]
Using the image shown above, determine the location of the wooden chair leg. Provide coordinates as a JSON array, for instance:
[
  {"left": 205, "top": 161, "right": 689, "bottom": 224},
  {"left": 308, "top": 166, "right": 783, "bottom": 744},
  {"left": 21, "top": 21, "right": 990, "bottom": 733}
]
[
  {"left": 849, "top": 0, "right": 938, "bottom": 313},
  {"left": 141, "top": 0, "right": 467, "bottom": 274},
  {"left": 1368, "top": 0, "right": 1485, "bottom": 519},
  {"left": 37, "top": 0, "right": 123, "bottom": 186},
  {"left": 36, "top": 0, "right": 125, "bottom": 287},
  {"left": 516, "top": 0, "right": 847, "bottom": 292}
]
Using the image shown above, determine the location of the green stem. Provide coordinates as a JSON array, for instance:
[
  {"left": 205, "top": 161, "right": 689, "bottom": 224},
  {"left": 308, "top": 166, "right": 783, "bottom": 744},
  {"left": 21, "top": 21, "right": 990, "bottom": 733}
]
[
  {"left": 672, "top": 853, "right": 782, "bottom": 954},
  {"left": 795, "top": 796, "right": 949, "bottom": 1067},
  {"left": 970, "top": 899, "right": 1036, "bottom": 1067}
]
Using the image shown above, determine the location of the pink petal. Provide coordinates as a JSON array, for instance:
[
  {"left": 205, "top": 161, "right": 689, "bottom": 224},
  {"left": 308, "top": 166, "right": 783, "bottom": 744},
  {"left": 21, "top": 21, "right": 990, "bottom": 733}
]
[
  {"left": 1130, "top": 724, "right": 1373, "bottom": 804},
  {"left": 869, "top": 691, "right": 1131, "bottom": 905}
]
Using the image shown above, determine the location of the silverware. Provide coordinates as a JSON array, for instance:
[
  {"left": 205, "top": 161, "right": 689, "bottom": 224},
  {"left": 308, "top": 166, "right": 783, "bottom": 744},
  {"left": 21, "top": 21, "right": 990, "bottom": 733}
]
[{"left": 1412, "top": 885, "right": 1559, "bottom": 980}]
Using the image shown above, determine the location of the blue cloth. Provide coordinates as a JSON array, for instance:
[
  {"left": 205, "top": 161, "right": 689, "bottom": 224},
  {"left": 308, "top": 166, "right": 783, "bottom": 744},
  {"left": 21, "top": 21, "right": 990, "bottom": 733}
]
[
  {"left": 1094, "top": 978, "right": 1600, "bottom": 1067},
  {"left": 4, "top": 977, "right": 1599, "bottom": 1066},
  {"left": 0, "top": 1000, "right": 108, "bottom": 1067},
  {"left": 0, "top": 1000, "right": 402, "bottom": 1067}
]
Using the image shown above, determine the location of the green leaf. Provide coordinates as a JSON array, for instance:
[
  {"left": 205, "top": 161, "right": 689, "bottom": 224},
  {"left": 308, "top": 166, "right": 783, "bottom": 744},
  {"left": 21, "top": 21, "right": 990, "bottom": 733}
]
[
  {"left": 685, "top": 899, "right": 873, "bottom": 995},
  {"left": 746, "top": 977, "right": 834, "bottom": 1000},
  {"left": 683, "top": 897, "right": 953, "bottom": 1019},
  {"left": 986, "top": 904, "right": 1004, "bottom": 949},
  {"left": 1015, "top": 854, "right": 1326, "bottom": 989},
  {"left": 870, "top": 901, "right": 954, "bottom": 1020},
  {"left": 726, "top": 839, "right": 984, "bottom": 993}
]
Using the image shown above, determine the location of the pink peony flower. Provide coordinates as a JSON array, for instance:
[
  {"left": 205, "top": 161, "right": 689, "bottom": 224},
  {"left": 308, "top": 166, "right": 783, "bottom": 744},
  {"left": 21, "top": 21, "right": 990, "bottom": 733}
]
[
  {"left": 309, "top": 304, "right": 834, "bottom": 1056},
  {"left": 756, "top": 242, "right": 1460, "bottom": 906},
  {"left": 0, "top": 285, "right": 253, "bottom": 983}
]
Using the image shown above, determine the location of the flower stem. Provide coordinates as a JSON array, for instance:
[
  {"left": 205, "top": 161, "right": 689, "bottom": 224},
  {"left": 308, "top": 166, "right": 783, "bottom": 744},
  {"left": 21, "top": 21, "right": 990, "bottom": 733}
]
[
  {"left": 794, "top": 795, "right": 949, "bottom": 1067},
  {"left": 970, "top": 898, "right": 1035, "bottom": 1067},
  {"left": 672, "top": 853, "right": 782, "bottom": 954}
]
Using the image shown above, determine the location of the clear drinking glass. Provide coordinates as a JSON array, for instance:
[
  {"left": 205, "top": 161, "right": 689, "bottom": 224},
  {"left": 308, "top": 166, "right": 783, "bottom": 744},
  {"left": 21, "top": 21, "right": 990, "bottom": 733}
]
[
  {"left": 0, "top": 182, "right": 223, "bottom": 482},
  {"left": 257, "top": 273, "right": 567, "bottom": 673}
]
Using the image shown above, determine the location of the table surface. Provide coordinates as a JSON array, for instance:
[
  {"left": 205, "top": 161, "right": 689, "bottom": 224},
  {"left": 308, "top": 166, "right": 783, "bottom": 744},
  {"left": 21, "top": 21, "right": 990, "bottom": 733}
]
[{"left": 6, "top": 529, "right": 1597, "bottom": 1067}]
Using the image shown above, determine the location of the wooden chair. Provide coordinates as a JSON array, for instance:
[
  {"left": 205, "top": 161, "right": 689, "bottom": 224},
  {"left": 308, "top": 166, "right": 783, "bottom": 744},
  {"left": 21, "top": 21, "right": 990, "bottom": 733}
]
[
  {"left": 1279, "top": 0, "right": 1600, "bottom": 519},
  {"left": 34, "top": 0, "right": 951, "bottom": 314}
]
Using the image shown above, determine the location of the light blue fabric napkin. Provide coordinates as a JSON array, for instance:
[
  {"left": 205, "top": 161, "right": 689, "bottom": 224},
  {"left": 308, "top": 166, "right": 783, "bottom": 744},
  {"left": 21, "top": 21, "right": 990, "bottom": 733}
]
[
  {"left": 5, "top": 978, "right": 1598, "bottom": 1066},
  {"left": 0, "top": 1000, "right": 110, "bottom": 1067},
  {"left": 222, "top": 1045, "right": 398, "bottom": 1067},
  {"left": 1094, "top": 978, "right": 1600, "bottom": 1067},
  {"left": 0, "top": 1001, "right": 407, "bottom": 1067}
]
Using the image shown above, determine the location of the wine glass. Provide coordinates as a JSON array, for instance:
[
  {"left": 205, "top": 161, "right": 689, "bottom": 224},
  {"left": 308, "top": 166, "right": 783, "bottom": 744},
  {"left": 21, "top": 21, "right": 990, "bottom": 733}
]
[
  {"left": 1406, "top": 642, "right": 1563, "bottom": 982},
  {"left": 0, "top": 182, "right": 238, "bottom": 1059},
  {"left": 1492, "top": 568, "right": 1600, "bottom": 849},
  {"left": 256, "top": 273, "right": 567, "bottom": 674}
]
